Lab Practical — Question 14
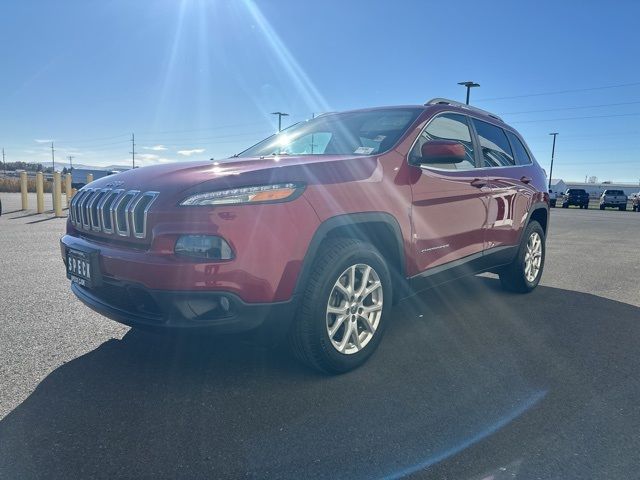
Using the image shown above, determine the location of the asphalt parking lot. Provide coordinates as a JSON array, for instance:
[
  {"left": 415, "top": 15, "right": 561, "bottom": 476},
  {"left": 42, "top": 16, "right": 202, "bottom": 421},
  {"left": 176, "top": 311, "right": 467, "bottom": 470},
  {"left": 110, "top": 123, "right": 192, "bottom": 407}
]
[{"left": 1, "top": 192, "right": 639, "bottom": 479}]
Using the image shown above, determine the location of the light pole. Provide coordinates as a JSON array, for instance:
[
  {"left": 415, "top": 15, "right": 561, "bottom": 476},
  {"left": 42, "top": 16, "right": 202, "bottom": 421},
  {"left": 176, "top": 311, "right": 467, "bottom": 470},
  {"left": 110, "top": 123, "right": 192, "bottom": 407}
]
[
  {"left": 458, "top": 81, "right": 480, "bottom": 105},
  {"left": 271, "top": 112, "right": 289, "bottom": 132},
  {"left": 548, "top": 132, "right": 559, "bottom": 191}
]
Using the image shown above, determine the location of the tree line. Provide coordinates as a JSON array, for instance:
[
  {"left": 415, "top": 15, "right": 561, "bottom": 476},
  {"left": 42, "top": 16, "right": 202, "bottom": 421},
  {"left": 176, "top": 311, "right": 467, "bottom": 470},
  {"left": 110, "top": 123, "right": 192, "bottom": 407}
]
[{"left": 1, "top": 162, "right": 72, "bottom": 174}]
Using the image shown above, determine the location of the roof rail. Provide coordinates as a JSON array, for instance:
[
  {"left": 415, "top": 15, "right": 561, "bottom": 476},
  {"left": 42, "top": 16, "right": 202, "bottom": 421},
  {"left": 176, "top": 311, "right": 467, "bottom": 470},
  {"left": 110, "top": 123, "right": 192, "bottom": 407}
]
[{"left": 425, "top": 98, "right": 503, "bottom": 121}]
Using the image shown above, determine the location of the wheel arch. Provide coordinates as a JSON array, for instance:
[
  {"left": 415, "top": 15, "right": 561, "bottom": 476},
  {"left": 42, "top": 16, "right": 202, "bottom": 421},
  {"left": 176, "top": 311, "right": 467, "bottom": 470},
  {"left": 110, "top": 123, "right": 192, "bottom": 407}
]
[
  {"left": 528, "top": 204, "right": 549, "bottom": 235},
  {"left": 294, "top": 212, "right": 407, "bottom": 302}
]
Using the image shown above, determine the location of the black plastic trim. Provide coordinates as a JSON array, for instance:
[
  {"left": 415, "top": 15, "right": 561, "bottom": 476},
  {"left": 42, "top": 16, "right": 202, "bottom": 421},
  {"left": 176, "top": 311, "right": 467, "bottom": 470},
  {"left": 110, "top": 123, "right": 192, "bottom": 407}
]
[
  {"left": 294, "top": 212, "right": 406, "bottom": 298},
  {"left": 71, "top": 282, "right": 298, "bottom": 334}
]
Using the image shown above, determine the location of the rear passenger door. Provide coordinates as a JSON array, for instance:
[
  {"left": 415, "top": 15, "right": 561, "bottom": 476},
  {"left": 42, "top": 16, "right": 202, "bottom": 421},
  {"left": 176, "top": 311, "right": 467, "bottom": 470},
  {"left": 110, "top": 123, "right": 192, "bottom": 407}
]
[
  {"left": 408, "top": 113, "right": 489, "bottom": 272},
  {"left": 471, "top": 118, "right": 535, "bottom": 251}
]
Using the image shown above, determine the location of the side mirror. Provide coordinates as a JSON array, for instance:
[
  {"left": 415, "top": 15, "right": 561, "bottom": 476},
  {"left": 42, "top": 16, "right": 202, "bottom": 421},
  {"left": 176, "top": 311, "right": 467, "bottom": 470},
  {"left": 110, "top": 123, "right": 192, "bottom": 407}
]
[{"left": 418, "top": 140, "right": 466, "bottom": 165}]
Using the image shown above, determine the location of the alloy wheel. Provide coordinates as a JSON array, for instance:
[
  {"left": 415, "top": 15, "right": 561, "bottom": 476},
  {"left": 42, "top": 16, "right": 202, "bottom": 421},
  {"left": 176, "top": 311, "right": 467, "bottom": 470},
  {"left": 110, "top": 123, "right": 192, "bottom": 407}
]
[
  {"left": 524, "top": 232, "right": 543, "bottom": 283},
  {"left": 325, "top": 263, "right": 383, "bottom": 355}
]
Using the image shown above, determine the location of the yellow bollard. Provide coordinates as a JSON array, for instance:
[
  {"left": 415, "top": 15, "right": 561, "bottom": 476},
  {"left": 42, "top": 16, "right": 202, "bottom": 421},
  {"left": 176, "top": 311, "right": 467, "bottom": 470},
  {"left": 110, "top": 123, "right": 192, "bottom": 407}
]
[
  {"left": 86, "top": 173, "right": 94, "bottom": 185},
  {"left": 36, "top": 172, "right": 45, "bottom": 213},
  {"left": 65, "top": 173, "right": 73, "bottom": 207},
  {"left": 20, "top": 171, "right": 28, "bottom": 210},
  {"left": 54, "top": 172, "right": 63, "bottom": 217}
]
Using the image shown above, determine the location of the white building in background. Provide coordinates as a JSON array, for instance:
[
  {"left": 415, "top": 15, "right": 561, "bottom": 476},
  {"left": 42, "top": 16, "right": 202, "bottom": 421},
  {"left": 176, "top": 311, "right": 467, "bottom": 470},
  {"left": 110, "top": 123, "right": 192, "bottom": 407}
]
[
  {"left": 549, "top": 179, "right": 567, "bottom": 195},
  {"left": 550, "top": 179, "right": 640, "bottom": 197}
]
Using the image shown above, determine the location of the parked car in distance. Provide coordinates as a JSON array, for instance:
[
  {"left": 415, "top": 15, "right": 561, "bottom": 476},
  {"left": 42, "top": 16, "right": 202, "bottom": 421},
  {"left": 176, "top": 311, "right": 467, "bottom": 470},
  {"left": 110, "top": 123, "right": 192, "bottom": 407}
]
[
  {"left": 549, "top": 189, "right": 557, "bottom": 208},
  {"left": 561, "top": 188, "right": 590, "bottom": 209},
  {"left": 600, "top": 189, "right": 627, "bottom": 211},
  {"left": 632, "top": 193, "right": 640, "bottom": 212},
  {"left": 60, "top": 98, "right": 549, "bottom": 373}
]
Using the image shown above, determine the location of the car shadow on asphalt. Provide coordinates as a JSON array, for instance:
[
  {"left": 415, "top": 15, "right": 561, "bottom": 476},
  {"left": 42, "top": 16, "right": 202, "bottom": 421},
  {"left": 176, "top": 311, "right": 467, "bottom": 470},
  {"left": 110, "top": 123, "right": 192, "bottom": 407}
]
[{"left": 1, "top": 277, "right": 639, "bottom": 480}]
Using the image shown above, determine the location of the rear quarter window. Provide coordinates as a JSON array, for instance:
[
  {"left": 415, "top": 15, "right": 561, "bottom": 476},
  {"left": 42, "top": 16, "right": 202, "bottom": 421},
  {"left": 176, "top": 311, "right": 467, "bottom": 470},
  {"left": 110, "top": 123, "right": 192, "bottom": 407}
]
[
  {"left": 505, "top": 131, "right": 533, "bottom": 165},
  {"left": 472, "top": 119, "right": 516, "bottom": 167}
]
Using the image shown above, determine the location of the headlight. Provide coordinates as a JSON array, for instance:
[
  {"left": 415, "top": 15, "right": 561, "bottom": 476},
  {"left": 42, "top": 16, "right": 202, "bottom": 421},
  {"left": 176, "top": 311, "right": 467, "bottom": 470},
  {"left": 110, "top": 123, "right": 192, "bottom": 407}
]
[
  {"left": 179, "top": 183, "right": 304, "bottom": 206},
  {"left": 175, "top": 235, "right": 234, "bottom": 260}
]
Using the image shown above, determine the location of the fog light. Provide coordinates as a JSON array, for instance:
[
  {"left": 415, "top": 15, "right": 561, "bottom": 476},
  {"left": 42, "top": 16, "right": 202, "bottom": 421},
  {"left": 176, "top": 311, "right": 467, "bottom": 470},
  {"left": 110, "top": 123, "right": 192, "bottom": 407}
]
[{"left": 175, "top": 235, "right": 234, "bottom": 260}]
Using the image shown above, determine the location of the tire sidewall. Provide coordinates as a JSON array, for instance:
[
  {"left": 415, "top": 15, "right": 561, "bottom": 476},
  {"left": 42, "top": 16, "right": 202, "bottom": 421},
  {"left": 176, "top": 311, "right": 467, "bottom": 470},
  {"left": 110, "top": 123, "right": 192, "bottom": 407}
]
[
  {"left": 518, "top": 222, "right": 545, "bottom": 290},
  {"left": 306, "top": 244, "right": 392, "bottom": 372}
]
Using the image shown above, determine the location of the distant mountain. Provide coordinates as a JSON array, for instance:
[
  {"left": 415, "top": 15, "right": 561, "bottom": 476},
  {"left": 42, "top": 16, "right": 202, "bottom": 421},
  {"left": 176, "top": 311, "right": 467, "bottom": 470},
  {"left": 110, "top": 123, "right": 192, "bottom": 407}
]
[{"left": 38, "top": 162, "right": 131, "bottom": 171}]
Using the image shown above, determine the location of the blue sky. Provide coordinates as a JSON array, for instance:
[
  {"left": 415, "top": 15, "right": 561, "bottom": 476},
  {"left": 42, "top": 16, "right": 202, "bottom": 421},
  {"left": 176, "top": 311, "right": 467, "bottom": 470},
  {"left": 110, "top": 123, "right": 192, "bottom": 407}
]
[{"left": 1, "top": 0, "right": 639, "bottom": 182}]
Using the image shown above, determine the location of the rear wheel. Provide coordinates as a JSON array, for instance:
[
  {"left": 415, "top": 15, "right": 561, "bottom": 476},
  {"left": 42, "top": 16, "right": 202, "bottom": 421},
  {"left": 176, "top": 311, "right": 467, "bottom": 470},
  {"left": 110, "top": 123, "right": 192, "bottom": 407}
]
[
  {"left": 499, "top": 221, "right": 545, "bottom": 293},
  {"left": 289, "top": 238, "right": 391, "bottom": 374},
  {"left": 600, "top": 205, "right": 605, "bottom": 210}
]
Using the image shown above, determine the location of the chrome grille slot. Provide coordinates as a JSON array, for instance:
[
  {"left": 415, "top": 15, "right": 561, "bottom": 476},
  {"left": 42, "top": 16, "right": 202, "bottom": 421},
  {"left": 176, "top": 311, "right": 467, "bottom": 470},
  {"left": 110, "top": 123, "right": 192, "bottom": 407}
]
[
  {"left": 88, "top": 190, "right": 106, "bottom": 231},
  {"left": 113, "top": 190, "right": 139, "bottom": 237},
  {"left": 80, "top": 189, "right": 95, "bottom": 229},
  {"left": 71, "top": 189, "right": 87, "bottom": 225},
  {"left": 130, "top": 192, "right": 159, "bottom": 239},
  {"left": 99, "top": 189, "right": 122, "bottom": 233},
  {"left": 71, "top": 187, "right": 158, "bottom": 240}
]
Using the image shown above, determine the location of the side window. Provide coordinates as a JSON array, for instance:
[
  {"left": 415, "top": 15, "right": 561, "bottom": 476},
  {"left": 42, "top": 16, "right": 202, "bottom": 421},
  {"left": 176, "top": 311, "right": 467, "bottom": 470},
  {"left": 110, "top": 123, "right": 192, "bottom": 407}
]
[
  {"left": 506, "top": 131, "right": 533, "bottom": 165},
  {"left": 410, "top": 113, "right": 476, "bottom": 170},
  {"left": 472, "top": 119, "right": 515, "bottom": 167}
]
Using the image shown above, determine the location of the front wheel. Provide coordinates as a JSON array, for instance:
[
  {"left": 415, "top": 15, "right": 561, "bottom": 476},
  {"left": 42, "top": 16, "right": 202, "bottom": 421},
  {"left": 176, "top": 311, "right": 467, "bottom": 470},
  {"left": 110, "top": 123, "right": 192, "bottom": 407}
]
[
  {"left": 499, "top": 221, "right": 545, "bottom": 293},
  {"left": 289, "top": 238, "right": 391, "bottom": 374}
]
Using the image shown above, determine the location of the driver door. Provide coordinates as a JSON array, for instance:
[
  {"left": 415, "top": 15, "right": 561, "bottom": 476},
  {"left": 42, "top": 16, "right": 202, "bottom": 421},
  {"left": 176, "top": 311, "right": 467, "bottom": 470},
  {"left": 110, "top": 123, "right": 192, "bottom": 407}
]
[{"left": 408, "top": 113, "right": 489, "bottom": 273}]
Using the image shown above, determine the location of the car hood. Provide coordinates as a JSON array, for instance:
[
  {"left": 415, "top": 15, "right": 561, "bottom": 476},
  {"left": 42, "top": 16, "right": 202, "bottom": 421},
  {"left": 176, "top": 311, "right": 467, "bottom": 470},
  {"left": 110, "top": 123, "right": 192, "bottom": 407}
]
[{"left": 85, "top": 154, "right": 380, "bottom": 204}]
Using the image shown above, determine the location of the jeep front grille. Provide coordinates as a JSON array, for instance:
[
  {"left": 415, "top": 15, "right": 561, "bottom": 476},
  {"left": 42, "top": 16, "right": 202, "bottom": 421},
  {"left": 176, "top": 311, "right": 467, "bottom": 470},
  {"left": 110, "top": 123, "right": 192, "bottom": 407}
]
[{"left": 70, "top": 188, "right": 159, "bottom": 239}]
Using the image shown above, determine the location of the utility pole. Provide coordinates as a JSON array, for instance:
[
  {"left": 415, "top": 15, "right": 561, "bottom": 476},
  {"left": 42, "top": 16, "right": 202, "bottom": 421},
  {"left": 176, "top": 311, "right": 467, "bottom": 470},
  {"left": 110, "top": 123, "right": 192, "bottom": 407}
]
[
  {"left": 50, "top": 142, "right": 56, "bottom": 210},
  {"left": 310, "top": 112, "right": 316, "bottom": 154},
  {"left": 271, "top": 112, "right": 289, "bottom": 132},
  {"left": 548, "top": 132, "right": 559, "bottom": 191},
  {"left": 129, "top": 133, "right": 136, "bottom": 168},
  {"left": 68, "top": 155, "right": 74, "bottom": 170},
  {"left": 2, "top": 148, "right": 5, "bottom": 176},
  {"left": 458, "top": 81, "right": 480, "bottom": 105}
]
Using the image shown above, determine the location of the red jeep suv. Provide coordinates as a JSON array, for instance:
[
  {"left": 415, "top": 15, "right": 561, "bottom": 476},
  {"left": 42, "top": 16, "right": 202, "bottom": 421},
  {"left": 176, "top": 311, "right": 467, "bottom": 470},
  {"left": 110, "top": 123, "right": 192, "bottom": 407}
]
[{"left": 61, "top": 98, "right": 549, "bottom": 373}]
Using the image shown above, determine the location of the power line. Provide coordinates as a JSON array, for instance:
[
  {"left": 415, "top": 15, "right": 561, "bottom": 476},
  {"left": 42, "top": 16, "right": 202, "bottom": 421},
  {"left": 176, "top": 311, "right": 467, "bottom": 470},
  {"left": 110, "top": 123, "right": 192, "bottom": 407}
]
[
  {"left": 499, "top": 100, "right": 640, "bottom": 115},
  {"left": 477, "top": 81, "right": 640, "bottom": 102},
  {"left": 510, "top": 112, "right": 640, "bottom": 124}
]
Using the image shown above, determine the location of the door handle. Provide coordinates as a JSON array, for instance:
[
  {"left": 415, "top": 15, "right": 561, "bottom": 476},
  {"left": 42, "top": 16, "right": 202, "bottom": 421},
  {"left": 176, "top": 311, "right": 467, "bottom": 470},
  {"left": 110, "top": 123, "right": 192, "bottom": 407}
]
[
  {"left": 520, "top": 176, "right": 532, "bottom": 184},
  {"left": 470, "top": 178, "right": 488, "bottom": 188}
]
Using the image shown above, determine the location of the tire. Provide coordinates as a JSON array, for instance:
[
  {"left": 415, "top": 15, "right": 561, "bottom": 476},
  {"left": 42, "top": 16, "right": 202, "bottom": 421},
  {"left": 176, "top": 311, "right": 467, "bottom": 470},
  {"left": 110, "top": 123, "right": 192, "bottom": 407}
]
[
  {"left": 619, "top": 205, "right": 626, "bottom": 211},
  {"left": 499, "top": 221, "right": 545, "bottom": 294},
  {"left": 289, "top": 237, "right": 392, "bottom": 374},
  {"left": 600, "top": 205, "right": 605, "bottom": 210},
  {"left": 562, "top": 203, "right": 568, "bottom": 208},
  {"left": 583, "top": 203, "right": 588, "bottom": 210}
]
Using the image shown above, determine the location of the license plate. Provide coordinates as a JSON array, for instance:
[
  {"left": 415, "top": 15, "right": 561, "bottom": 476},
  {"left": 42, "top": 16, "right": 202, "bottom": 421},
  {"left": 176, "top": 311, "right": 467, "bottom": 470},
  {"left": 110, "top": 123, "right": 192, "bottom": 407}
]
[{"left": 66, "top": 249, "right": 97, "bottom": 287}]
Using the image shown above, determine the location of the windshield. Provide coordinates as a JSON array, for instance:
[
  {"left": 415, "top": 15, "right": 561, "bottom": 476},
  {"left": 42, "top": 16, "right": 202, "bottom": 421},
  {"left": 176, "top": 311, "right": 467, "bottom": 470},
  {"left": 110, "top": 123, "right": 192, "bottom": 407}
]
[{"left": 237, "top": 108, "right": 422, "bottom": 158}]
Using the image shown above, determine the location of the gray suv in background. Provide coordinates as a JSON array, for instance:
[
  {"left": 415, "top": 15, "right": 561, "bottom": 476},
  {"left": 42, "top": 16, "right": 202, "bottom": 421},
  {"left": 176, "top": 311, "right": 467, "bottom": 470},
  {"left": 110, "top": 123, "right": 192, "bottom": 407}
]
[{"left": 600, "top": 189, "right": 627, "bottom": 211}]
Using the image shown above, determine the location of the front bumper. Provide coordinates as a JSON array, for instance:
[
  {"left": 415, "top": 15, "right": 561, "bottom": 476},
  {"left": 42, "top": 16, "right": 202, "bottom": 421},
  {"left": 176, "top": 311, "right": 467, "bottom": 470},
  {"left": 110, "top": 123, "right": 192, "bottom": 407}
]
[{"left": 71, "top": 278, "right": 298, "bottom": 333}]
